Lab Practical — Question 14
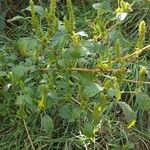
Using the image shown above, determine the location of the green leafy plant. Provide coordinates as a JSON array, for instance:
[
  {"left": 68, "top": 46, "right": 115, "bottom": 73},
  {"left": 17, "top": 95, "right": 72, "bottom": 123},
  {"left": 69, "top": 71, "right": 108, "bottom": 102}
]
[{"left": 0, "top": 0, "right": 150, "bottom": 149}]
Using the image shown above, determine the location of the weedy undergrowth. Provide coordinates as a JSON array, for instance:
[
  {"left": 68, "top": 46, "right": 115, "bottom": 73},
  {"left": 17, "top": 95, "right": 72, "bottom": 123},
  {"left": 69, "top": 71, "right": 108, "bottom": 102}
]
[{"left": 0, "top": 0, "right": 150, "bottom": 149}]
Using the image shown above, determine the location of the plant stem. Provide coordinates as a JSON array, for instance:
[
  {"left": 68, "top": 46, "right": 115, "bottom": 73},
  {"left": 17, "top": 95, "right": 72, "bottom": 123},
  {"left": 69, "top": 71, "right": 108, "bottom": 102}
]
[{"left": 23, "top": 119, "right": 35, "bottom": 150}]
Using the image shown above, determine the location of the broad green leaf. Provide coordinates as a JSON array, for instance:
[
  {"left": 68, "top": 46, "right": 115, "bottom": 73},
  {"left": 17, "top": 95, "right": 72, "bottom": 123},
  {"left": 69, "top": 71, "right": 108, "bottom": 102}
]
[
  {"left": 82, "top": 122, "right": 95, "bottom": 138},
  {"left": 0, "top": 71, "right": 7, "bottom": 77},
  {"left": 25, "top": 5, "right": 44, "bottom": 15},
  {"left": 52, "top": 31, "right": 67, "bottom": 52},
  {"left": 41, "top": 114, "right": 54, "bottom": 137},
  {"left": 17, "top": 107, "right": 27, "bottom": 119},
  {"left": 118, "top": 102, "right": 136, "bottom": 128},
  {"left": 71, "top": 46, "right": 81, "bottom": 59},
  {"left": 16, "top": 94, "right": 33, "bottom": 106},
  {"left": 25, "top": 38, "right": 39, "bottom": 51},
  {"left": 136, "top": 93, "right": 150, "bottom": 111},
  {"left": 12, "top": 64, "right": 29, "bottom": 82},
  {"left": 16, "top": 95, "right": 26, "bottom": 106},
  {"left": 92, "top": 2, "right": 112, "bottom": 13},
  {"left": 59, "top": 105, "right": 71, "bottom": 120},
  {"left": 84, "top": 83, "right": 104, "bottom": 98},
  {"left": 108, "top": 30, "right": 125, "bottom": 43},
  {"left": 15, "top": 37, "right": 38, "bottom": 57},
  {"left": 107, "top": 87, "right": 121, "bottom": 100},
  {"left": 58, "top": 105, "right": 81, "bottom": 122},
  {"left": 107, "top": 88, "right": 115, "bottom": 98},
  {"left": 71, "top": 107, "right": 82, "bottom": 120}
]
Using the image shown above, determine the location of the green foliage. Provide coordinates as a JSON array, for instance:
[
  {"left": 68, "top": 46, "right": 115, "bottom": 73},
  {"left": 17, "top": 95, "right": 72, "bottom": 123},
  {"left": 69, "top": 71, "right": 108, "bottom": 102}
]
[
  {"left": 136, "top": 92, "right": 150, "bottom": 111},
  {"left": 83, "top": 82, "right": 104, "bottom": 98},
  {"left": 0, "top": 0, "right": 150, "bottom": 149},
  {"left": 58, "top": 104, "right": 82, "bottom": 122},
  {"left": 92, "top": 1, "right": 112, "bottom": 14},
  {"left": 41, "top": 114, "right": 54, "bottom": 137},
  {"left": 118, "top": 101, "right": 137, "bottom": 128},
  {"left": 82, "top": 122, "right": 95, "bottom": 138}
]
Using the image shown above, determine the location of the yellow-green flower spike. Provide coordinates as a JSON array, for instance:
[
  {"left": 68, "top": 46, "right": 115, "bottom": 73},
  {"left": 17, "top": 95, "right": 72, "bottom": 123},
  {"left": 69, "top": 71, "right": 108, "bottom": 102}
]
[
  {"left": 139, "top": 66, "right": 147, "bottom": 82},
  {"left": 116, "top": 0, "right": 132, "bottom": 13},
  {"left": 136, "top": 20, "right": 146, "bottom": 50},
  {"left": 29, "top": 0, "right": 40, "bottom": 31},
  {"left": 65, "top": 0, "right": 75, "bottom": 35},
  {"left": 38, "top": 99, "right": 45, "bottom": 110},
  {"left": 49, "top": 0, "right": 57, "bottom": 18},
  {"left": 47, "top": 0, "right": 58, "bottom": 37}
]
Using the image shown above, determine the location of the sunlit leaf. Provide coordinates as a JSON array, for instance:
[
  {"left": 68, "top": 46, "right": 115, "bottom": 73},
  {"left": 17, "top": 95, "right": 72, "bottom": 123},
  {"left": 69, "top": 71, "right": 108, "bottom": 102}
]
[
  {"left": 116, "top": 12, "right": 128, "bottom": 21},
  {"left": 118, "top": 102, "right": 136, "bottom": 128},
  {"left": 107, "top": 87, "right": 121, "bottom": 100},
  {"left": 84, "top": 83, "right": 104, "bottom": 98},
  {"left": 92, "top": 2, "right": 112, "bottom": 13},
  {"left": 25, "top": 5, "right": 44, "bottom": 15},
  {"left": 136, "top": 93, "right": 150, "bottom": 111},
  {"left": 82, "top": 122, "right": 95, "bottom": 138},
  {"left": 76, "top": 31, "right": 88, "bottom": 37},
  {"left": 109, "top": 30, "right": 125, "bottom": 43}
]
